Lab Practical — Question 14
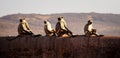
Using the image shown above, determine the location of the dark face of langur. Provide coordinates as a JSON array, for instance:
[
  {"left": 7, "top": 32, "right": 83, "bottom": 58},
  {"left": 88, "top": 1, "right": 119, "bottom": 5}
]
[
  {"left": 88, "top": 20, "right": 92, "bottom": 25},
  {"left": 58, "top": 18, "right": 61, "bottom": 21},
  {"left": 58, "top": 17, "right": 63, "bottom": 21},
  {"left": 20, "top": 19, "right": 23, "bottom": 22},
  {"left": 44, "top": 21, "right": 47, "bottom": 24},
  {"left": 20, "top": 19, "right": 26, "bottom": 22}
]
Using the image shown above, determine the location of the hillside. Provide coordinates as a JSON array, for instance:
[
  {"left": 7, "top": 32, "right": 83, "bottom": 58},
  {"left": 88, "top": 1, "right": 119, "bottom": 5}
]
[{"left": 0, "top": 13, "right": 120, "bottom": 36}]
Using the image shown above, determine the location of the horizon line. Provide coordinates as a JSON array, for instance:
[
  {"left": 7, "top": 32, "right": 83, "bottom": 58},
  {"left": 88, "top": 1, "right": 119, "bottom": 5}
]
[{"left": 1, "top": 12, "right": 120, "bottom": 17}]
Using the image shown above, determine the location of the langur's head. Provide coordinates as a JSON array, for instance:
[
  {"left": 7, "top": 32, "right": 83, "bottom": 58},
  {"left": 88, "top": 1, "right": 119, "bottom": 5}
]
[
  {"left": 20, "top": 19, "right": 23, "bottom": 22},
  {"left": 19, "top": 18, "right": 26, "bottom": 23},
  {"left": 44, "top": 21, "right": 47, "bottom": 24},
  {"left": 44, "top": 20, "right": 50, "bottom": 25},
  {"left": 88, "top": 20, "right": 92, "bottom": 24},
  {"left": 58, "top": 16, "right": 63, "bottom": 21}
]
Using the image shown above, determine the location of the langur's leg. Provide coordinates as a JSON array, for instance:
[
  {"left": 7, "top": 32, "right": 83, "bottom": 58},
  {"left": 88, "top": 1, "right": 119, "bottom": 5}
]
[{"left": 92, "top": 29, "right": 99, "bottom": 36}]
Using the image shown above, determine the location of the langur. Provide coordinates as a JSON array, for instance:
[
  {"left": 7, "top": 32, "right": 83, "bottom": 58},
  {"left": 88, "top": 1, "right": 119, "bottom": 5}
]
[
  {"left": 55, "top": 17, "right": 73, "bottom": 37},
  {"left": 18, "top": 18, "right": 33, "bottom": 35},
  {"left": 44, "top": 20, "right": 56, "bottom": 36},
  {"left": 84, "top": 16, "right": 98, "bottom": 36}
]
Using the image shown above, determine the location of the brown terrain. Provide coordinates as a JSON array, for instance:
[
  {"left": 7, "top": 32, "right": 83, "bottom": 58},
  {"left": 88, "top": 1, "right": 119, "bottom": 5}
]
[
  {"left": 0, "top": 12, "right": 120, "bottom": 36},
  {"left": 0, "top": 35, "right": 120, "bottom": 58}
]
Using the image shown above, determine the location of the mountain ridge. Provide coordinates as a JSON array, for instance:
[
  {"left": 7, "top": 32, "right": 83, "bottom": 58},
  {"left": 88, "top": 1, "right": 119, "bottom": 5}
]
[{"left": 0, "top": 13, "right": 120, "bottom": 36}]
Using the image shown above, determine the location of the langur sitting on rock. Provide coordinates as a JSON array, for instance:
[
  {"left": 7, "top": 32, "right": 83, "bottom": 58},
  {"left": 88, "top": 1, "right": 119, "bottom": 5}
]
[
  {"left": 84, "top": 20, "right": 98, "bottom": 36},
  {"left": 44, "top": 20, "right": 56, "bottom": 36},
  {"left": 84, "top": 16, "right": 103, "bottom": 37},
  {"left": 18, "top": 18, "right": 33, "bottom": 35},
  {"left": 55, "top": 17, "right": 73, "bottom": 37}
]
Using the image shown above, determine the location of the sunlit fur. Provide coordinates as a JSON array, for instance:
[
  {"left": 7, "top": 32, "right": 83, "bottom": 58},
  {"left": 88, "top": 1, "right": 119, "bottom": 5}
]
[
  {"left": 18, "top": 18, "right": 33, "bottom": 35},
  {"left": 44, "top": 20, "right": 55, "bottom": 36},
  {"left": 84, "top": 20, "right": 98, "bottom": 36},
  {"left": 56, "top": 17, "right": 72, "bottom": 37}
]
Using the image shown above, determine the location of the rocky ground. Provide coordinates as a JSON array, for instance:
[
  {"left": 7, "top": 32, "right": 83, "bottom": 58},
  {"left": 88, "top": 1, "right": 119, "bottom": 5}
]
[{"left": 0, "top": 35, "right": 120, "bottom": 58}]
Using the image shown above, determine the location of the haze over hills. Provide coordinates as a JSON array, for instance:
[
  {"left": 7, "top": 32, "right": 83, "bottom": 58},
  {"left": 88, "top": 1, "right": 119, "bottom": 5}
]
[{"left": 0, "top": 13, "right": 120, "bottom": 36}]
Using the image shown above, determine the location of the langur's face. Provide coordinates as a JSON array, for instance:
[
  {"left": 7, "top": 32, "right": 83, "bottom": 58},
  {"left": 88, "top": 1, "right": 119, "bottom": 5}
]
[
  {"left": 44, "top": 21, "right": 47, "bottom": 24},
  {"left": 19, "top": 18, "right": 26, "bottom": 23},
  {"left": 88, "top": 21, "right": 92, "bottom": 24},
  {"left": 87, "top": 20, "right": 92, "bottom": 24},
  {"left": 20, "top": 19, "right": 22, "bottom": 22},
  {"left": 58, "top": 18, "right": 61, "bottom": 21}
]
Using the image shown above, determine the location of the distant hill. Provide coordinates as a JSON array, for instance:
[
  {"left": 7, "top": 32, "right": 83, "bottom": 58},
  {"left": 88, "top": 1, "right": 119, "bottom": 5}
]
[{"left": 0, "top": 13, "right": 120, "bottom": 36}]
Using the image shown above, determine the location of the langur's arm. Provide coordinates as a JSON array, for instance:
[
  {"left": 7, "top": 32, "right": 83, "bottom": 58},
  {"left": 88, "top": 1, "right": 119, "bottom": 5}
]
[
  {"left": 25, "top": 23, "right": 30, "bottom": 30},
  {"left": 64, "top": 26, "right": 73, "bottom": 34}
]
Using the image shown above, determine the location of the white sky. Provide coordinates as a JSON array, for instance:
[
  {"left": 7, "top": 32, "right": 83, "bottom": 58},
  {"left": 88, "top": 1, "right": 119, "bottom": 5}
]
[{"left": 0, "top": 0, "right": 120, "bottom": 17}]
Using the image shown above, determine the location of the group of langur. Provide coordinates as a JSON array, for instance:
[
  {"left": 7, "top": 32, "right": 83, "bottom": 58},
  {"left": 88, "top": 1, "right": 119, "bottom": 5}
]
[{"left": 18, "top": 16, "right": 101, "bottom": 37}]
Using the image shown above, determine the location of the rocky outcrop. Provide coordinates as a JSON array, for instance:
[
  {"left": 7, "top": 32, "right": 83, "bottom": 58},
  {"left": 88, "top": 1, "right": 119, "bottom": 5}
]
[{"left": 0, "top": 35, "right": 120, "bottom": 58}]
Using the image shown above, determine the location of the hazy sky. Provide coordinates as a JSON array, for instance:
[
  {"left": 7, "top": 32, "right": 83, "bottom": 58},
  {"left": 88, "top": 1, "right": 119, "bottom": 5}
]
[{"left": 0, "top": 0, "right": 120, "bottom": 17}]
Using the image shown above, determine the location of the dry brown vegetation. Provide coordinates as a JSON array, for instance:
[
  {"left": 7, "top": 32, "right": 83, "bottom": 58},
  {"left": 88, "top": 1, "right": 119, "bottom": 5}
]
[{"left": 0, "top": 35, "right": 120, "bottom": 58}]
